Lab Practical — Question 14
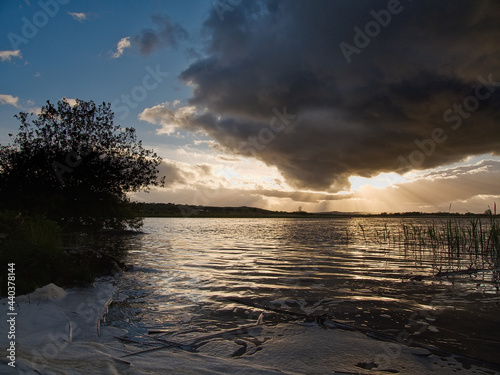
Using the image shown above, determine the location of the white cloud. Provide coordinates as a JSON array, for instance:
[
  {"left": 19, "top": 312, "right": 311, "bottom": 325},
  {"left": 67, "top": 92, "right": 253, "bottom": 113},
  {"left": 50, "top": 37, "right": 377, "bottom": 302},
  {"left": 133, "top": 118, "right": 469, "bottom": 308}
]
[
  {"left": 62, "top": 97, "right": 78, "bottom": 106},
  {"left": 0, "top": 94, "right": 21, "bottom": 108},
  {"left": 139, "top": 102, "right": 197, "bottom": 135},
  {"left": 0, "top": 50, "right": 22, "bottom": 62},
  {"left": 68, "top": 12, "right": 88, "bottom": 22},
  {"left": 0, "top": 94, "right": 41, "bottom": 113},
  {"left": 112, "top": 37, "right": 131, "bottom": 59}
]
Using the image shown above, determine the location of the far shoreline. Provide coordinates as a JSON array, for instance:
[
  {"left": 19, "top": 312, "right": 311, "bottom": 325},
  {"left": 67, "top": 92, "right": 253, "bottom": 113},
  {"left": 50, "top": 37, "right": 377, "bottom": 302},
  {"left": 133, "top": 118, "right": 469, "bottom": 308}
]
[{"left": 134, "top": 202, "right": 494, "bottom": 219}]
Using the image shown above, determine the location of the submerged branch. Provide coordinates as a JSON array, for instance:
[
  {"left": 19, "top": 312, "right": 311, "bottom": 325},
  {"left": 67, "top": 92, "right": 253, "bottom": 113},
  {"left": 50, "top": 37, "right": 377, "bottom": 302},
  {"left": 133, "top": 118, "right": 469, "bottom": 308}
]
[{"left": 120, "top": 317, "right": 273, "bottom": 358}]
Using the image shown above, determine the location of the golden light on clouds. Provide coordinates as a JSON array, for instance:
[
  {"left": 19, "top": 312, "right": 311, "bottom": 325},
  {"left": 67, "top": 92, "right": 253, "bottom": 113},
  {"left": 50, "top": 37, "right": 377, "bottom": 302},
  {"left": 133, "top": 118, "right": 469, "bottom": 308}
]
[{"left": 130, "top": 143, "right": 500, "bottom": 214}]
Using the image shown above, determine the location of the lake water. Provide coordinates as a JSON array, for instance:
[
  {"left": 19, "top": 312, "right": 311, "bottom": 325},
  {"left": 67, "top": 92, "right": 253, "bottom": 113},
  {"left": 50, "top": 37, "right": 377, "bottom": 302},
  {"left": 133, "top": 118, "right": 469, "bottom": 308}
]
[{"left": 106, "top": 217, "right": 500, "bottom": 366}]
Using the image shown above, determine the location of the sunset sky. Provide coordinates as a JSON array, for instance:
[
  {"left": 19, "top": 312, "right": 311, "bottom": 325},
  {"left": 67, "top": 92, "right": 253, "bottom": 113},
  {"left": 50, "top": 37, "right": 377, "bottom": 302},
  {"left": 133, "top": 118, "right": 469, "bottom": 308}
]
[{"left": 1, "top": 0, "right": 500, "bottom": 213}]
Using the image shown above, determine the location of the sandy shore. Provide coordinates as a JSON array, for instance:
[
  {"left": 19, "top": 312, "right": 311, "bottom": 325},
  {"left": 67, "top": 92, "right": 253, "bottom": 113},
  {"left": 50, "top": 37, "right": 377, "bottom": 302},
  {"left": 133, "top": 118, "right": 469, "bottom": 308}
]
[{"left": 0, "top": 282, "right": 497, "bottom": 375}]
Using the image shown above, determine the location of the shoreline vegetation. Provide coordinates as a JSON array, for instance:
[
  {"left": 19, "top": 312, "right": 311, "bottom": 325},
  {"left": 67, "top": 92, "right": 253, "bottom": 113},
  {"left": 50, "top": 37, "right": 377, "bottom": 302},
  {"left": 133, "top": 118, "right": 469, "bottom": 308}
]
[
  {"left": 0, "top": 211, "right": 131, "bottom": 297},
  {"left": 0, "top": 99, "right": 164, "bottom": 297}
]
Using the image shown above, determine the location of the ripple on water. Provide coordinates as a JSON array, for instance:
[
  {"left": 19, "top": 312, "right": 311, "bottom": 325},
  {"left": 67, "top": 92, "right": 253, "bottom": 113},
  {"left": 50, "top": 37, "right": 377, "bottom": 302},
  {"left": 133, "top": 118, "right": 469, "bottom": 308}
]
[{"left": 106, "top": 217, "right": 500, "bottom": 366}]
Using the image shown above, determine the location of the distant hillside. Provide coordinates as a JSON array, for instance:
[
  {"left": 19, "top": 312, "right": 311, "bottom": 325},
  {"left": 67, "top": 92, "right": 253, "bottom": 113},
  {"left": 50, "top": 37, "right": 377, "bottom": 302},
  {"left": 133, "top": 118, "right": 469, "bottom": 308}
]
[
  {"left": 132, "top": 202, "right": 491, "bottom": 218},
  {"left": 133, "top": 202, "right": 320, "bottom": 218}
]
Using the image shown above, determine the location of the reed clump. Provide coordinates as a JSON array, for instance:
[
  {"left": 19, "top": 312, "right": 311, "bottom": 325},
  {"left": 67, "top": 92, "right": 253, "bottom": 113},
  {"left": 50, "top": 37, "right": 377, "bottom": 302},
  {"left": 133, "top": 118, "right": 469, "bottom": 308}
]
[
  {"left": 355, "top": 208, "right": 500, "bottom": 271},
  {"left": 417, "top": 214, "right": 500, "bottom": 269}
]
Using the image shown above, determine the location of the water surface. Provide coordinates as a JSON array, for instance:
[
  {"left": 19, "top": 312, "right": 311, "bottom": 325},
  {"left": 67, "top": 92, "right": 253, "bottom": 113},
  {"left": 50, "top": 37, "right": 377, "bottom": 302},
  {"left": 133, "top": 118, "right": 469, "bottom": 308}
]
[{"left": 107, "top": 217, "right": 500, "bottom": 365}]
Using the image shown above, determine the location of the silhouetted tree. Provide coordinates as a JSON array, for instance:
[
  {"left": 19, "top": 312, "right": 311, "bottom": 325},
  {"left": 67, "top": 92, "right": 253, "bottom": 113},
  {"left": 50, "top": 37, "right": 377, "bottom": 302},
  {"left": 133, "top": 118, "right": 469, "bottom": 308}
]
[{"left": 0, "top": 99, "right": 165, "bottom": 230}]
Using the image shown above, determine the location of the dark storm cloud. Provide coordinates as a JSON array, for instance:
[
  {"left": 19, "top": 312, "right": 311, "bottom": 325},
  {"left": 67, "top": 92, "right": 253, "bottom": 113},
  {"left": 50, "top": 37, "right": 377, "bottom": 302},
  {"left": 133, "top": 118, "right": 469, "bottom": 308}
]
[
  {"left": 176, "top": 0, "right": 500, "bottom": 191},
  {"left": 156, "top": 160, "right": 186, "bottom": 187},
  {"left": 134, "top": 15, "right": 188, "bottom": 55},
  {"left": 156, "top": 160, "right": 215, "bottom": 187}
]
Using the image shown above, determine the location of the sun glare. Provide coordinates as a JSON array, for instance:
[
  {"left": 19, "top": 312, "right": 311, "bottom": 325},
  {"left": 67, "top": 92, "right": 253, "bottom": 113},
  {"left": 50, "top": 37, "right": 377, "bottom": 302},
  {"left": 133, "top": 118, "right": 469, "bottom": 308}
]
[{"left": 349, "top": 172, "right": 409, "bottom": 192}]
